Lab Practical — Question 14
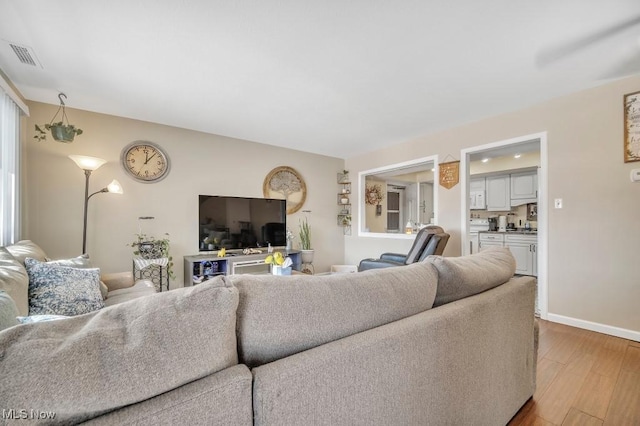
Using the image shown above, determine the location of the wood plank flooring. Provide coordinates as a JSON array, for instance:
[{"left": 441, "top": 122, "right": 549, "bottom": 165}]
[{"left": 509, "top": 320, "right": 640, "bottom": 426}]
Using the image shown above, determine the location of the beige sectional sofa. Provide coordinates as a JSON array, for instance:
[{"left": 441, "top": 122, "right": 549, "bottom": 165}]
[{"left": 0, "top": 247, "right": 537, "bottom": 425}]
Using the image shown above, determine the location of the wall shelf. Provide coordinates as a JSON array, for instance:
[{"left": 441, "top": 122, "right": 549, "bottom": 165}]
[{"left": 337, "top": 175, "right": 351, "bottom": 235}]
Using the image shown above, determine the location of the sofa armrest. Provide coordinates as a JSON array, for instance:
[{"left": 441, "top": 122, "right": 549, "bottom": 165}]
[
  {"left": 357, "top": 258, "right": 404, "bottom": 271},
  {"left": 100, "top": 271, "right": 134, "bottom": 292},
  {"left": 379, "top": 252, "right": 408, "bottom": 263}
]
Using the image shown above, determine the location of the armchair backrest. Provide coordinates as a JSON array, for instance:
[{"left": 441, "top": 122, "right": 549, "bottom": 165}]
[
  {"left": 404, "top": 226, "right": 445, "bottom": 264},
  {"left": 418, "top": 232, "right": 450, "bottom": 261}
]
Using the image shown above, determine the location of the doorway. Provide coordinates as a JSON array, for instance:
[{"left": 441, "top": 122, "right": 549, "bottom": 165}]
[{"left": 460, "top": 132, "right": 548, "bottom": 319}]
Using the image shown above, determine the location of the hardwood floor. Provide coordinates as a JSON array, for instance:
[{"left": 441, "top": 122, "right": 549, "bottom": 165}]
[{"left": 509, "top": 320, "right": 640, "bottom": 425}]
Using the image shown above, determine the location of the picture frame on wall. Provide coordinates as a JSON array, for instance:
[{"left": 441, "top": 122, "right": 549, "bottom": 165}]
[{"left": 623, "top": 90, "right": 640, "bottom": 163}]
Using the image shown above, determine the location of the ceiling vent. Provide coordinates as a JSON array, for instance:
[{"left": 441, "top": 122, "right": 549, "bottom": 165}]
[{"left": 8, "top": 42, "right": 41, "bottom": 67}]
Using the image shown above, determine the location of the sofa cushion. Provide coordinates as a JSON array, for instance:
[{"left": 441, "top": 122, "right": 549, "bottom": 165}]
[
  {"left": 47, "top": 254, "right": 109, "bottom": 299},
  {"left": 0, "top": 290, "right": 19, "bottom": 331},
  {"left": 103, "top": 279, "right": 156, "bottom": 307},
  {"left": 0, "top": 247, "right": 29, "bottom": 316},
  {"left": 230, "top": 261, "right": 438, "bottom": 367},
  {"left": 0, "top": 276, "right": 239, "bottom": 424},
  {"left": 4, "top": 240, "right": 48, "bottom": 264},
  {"left": 426, "top": 246, "right": 516, "bottom": 307},
  {"left": 25, "top": 257, "right": 105, "bottom": 316}
]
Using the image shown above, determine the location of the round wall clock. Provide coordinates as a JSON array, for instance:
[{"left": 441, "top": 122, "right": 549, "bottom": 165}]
[
  {"left": 263, "top": 166, "right": 307, "bottom": 214},
  {"left": 121, "top": 141, "right": 170, "bottom": 183}
]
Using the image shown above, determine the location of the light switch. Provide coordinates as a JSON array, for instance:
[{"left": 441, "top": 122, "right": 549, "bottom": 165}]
[{"left": 554, "top": 198, "right": 563, "bottom": 209}]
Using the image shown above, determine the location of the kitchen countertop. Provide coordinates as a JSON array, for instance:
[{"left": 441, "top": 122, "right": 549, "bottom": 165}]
[{"left": 479, "top": 230, "right": 537, "bottom": 235}]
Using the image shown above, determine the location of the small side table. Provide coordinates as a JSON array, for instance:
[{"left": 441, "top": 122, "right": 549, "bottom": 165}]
[{"left": 133, "top": 257, "right": 169, "bottom": 292}]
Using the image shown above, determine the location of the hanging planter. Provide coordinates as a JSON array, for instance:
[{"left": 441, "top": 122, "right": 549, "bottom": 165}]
[{"left": 34, "top": 93, "right": 83, "bottom": 143}]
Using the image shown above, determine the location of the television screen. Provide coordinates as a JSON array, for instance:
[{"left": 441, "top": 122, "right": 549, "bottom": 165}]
[{"left": 199, "top": 195, "right": 286, "bottom": 251}]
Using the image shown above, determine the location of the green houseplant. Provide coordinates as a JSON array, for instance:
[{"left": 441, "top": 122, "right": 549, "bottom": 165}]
[
  {"left": 129, "top": 233, "right": 175, "bottom": 280},
  {"left": 299, "top": 218, "right": 314, "bottom": 266},
  {"left": 33, "top": 93, "right": 84, "bottom": 143},
  {"left": 34, "top": 122, "right": 83, "bottom": 143}
]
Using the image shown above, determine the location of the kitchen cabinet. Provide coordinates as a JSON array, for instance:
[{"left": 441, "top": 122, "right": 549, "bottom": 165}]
[
  {"left": 479, "top": 233, "right": 537, "bottom": 276},
  {"left": 470, "top": 177, "right": 485, "bottom": 192},
  {"left": 510, "top": 171, "right": 538, "bottom": 203},
  {"left": 469, "top": 177, "right": 486, "bottom": 210},
  {"left": 505, "top": 234, "right": 537, "bottom": 276},
  {"left": 486, "top": 175, "right": 510, "bottom": 211},
  {"left": 479, "top": 233, "right": 504, "bottom": 251}
]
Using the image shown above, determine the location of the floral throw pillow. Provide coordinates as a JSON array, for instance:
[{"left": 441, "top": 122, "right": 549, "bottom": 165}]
[{"left": 25, "top": 258, "right": 104, "bottom": 316}]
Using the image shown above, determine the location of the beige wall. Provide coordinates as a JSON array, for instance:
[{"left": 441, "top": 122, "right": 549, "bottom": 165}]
[
  {"left": 23, "top": 102, "right": 345, "bottom": 287},
  {"left": 346, "top": 75, "right": 640, "bottom": 334}
]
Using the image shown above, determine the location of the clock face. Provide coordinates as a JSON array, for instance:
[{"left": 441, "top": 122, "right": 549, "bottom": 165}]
[{"left": 121, "top": 142, "right": 170, "bottom": 183}]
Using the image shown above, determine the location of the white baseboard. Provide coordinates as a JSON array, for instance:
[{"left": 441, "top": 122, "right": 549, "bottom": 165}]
[{"left": 547, "top": 313, "right": 640, "bottom": 342}]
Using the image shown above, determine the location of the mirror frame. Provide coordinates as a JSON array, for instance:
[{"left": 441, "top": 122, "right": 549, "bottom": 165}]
[{"left": 357, "top": 155, "right": 439, "bottom": 239}]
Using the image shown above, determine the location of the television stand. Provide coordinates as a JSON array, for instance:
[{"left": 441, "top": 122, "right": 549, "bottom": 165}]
[{"left": 184, "top": 249, "right": 301, "bottom": 286}]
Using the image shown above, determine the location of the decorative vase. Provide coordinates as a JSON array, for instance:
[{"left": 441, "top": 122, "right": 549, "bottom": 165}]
[
  {"left": 340, "top": 196, "right": 349, "bottom": 204},
  {"left": 301, "top": 249, "right": 314, "bottom": 264},
  {"left": 272, "top": 265, "right": 292, "bottom": 276}
]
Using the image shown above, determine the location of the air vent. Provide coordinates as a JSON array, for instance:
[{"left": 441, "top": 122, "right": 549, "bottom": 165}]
[{"left": 8, "top": 43, "right": 41, "bottom": 67}]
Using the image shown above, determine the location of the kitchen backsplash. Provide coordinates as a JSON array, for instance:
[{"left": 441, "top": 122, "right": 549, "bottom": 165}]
[{"left": 470, "top": 204, "right": 538, "bottom": 229}]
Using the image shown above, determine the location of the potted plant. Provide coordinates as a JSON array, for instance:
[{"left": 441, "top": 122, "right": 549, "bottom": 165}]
[
  {"left": 299, "top": 218, "right": 314, "bottom": 264},
  {"left": 35, "top": 122, "right": 84, "bottom": 143},
  {"left": 338, "top": 169, "right": 349, "bottom": 183},
  {"left": 33, "top": 93, "right": 84, "bottom": 143},
  {"left": 129, "top": 233, "right": 175, "bottom": 280}
]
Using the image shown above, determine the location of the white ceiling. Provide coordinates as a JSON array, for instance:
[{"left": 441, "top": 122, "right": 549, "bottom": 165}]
[{"left": 1, "top": 1, "right": 639, "bottom": 159}]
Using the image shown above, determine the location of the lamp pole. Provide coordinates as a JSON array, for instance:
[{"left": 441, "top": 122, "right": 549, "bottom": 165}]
[
  {"left": 69, "top": 155, "right": 122, "bottom": 255},
  {"left": 81, "top": 170, "right": 111, "bottom": 254},
  {"left": 82, "top": 169, "right": 91, "bottom": 254}
]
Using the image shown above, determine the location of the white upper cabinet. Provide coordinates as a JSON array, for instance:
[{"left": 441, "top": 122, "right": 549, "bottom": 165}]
[
  {"left": 486, "top": 175, "right": 510, "bottom": 211},
  {"left": 469, "top": 177, "right": 486, "bottom": 210},
  {"left": 510, "top": 171, "right": 538, "bottom": 201},
  {"left": 470, "top": 177, "right": 485, "bottom": 192}
]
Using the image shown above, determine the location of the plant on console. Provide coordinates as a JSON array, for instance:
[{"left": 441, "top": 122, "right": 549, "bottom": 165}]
[{"left": 299, "top": 218, "right": 312, "bottom": 250}]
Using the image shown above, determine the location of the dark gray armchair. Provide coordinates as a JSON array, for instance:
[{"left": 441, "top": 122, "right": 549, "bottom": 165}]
[{"left": 357, "top": 225, "right": 449, "bottom": 271}]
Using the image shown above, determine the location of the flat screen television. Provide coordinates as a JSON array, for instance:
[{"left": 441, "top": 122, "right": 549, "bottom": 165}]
[{"left": 199, "top": 195, "right": 287, "bottom": 251}]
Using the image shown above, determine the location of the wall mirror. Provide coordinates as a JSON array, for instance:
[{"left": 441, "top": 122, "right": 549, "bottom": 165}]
[{"left": 358, "top": 156, "right": 438, "bottom": 238}]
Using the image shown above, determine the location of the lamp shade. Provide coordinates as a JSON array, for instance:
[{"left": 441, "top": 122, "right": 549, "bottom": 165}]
[
  {"left": 69, "top": 155, "right": 107, "bottom": 171},
  {"left": 107, "top": 179, "right": 123, "bottom": 194}
]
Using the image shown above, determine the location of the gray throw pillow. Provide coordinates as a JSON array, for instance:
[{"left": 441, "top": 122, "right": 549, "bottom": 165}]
[
  {"left": 0, "top": 290, "right": 19, "bottom": 331},
  {"left": 47, "top": 254, "right": 109, "bottom": 299},
  {"left": 426, "top": 246, "right": 516, "bottom": 307},
  {"left": 25, "top": 257, "right": 104, "bottom": 316}
]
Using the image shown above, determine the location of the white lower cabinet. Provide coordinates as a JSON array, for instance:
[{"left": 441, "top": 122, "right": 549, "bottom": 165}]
[
  {"left": 479, "top": 233, "right": 504, "bottom": 251},
  {"left": 479, "top": 233, "right": 537, "bottom": 276},
  {"left": 505, "top": 234, "right": 537, "bottom": 276}
]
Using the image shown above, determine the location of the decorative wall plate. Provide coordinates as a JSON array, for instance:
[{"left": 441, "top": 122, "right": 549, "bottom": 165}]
[{"left": 263, "top": 166, "right": 307, "bottom": 214}]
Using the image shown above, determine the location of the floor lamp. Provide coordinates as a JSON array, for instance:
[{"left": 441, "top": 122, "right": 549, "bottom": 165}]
[{"left": 69, "top": 155, "right": 123, "bottom": 254}]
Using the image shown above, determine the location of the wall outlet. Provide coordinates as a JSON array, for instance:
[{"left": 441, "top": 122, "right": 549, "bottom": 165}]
[
  {"left": 554, "top": 198, "right": 563, "bottom": 209},
  {"left": 631, "top": 169, "right": 640, "bottom": 182}
]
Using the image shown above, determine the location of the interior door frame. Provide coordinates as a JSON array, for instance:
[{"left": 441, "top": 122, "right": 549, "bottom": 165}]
[{"left": 460, "top": 131, "right": 548, "bottom": 320}]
